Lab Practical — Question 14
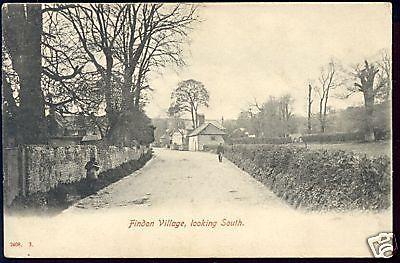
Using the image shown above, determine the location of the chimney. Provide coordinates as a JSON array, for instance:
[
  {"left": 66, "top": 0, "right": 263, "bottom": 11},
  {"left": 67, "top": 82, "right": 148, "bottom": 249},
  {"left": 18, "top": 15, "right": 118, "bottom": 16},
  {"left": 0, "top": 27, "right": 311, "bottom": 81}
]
[
  {"left": 221, "top": 116, "right": 224, "bottom": 126},
  {"left": 197, "top": 114, "right": 205, "bottom": 126}
]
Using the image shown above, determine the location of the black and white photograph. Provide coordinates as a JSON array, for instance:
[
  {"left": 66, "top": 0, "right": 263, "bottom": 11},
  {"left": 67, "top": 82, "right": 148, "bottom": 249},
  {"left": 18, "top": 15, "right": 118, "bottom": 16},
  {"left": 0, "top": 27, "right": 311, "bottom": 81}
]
[{"left": 2, "top": 2, "right": 393, "bottom": 258}]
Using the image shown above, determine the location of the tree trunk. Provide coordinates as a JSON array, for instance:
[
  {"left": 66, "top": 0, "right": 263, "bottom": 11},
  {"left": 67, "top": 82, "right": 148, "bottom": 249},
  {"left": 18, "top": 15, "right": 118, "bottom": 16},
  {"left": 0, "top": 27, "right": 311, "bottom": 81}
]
[
  {"left": 104, "top": 52, "right": 119, "bottom": 141},
  {"left": 4, "top": 4, "right": 48, "bottom": 144},
  {"left": 190, "top": 108, "right": 195, "bottom": 129},
  {"left": 2, "top": 72, "right": 18, "bottom": 116},
  {"left": 122, "top": 69, "right": 134, "bottom": 111},
  {"left": 134, "top": 84, "right": 141, "bottom": 110},
  {"left": 319, "top": 96, "right": 324, "bottom": 133},
  {"left": 363, "top": 89, "right": 375, "bottom": 142},
  {"left": 194, "top": 109, "right": 198, "bottom": 128},
  {"left": 322, "top": 86, "right": 331, "bottom": 133},
  {"left": 134, "top": 69, "right": 144, "bottom": 109},
  {"left": 307, "top": 84, "right": 312, "bottom": 133}
]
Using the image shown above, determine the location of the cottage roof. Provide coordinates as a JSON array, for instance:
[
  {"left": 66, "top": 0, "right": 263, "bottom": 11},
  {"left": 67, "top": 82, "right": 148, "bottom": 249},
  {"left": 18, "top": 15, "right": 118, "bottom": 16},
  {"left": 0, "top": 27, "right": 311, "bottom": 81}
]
[
  {"left": 208, "top": 120, "right": 225, "bottom": 130},
  {"left": 187, "top": 122, "right": 226, "bottom": 137},
  {"left": 81, "top": 134, "right": 102, "bottom": 142},
  {"left": 51, "top": 112, "right": 106, "bottom": 131}
]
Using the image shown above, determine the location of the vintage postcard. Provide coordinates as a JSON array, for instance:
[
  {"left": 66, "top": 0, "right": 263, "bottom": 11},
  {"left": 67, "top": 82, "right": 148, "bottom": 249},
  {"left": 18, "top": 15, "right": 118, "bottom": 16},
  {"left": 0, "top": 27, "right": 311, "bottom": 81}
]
[{"left": 2, "top": 2, "right": 393, "bottom": 258}]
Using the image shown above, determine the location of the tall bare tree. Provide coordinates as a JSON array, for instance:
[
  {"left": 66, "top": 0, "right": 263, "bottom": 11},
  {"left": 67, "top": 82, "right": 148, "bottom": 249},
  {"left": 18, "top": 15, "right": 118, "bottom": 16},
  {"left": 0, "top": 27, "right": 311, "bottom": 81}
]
[
  {"left": 375, "top": 49, "right": 391, "bottom": 103},
  {"left": 58, "top": 4, "right": 198, "bottom": 143},
  {"left": 248, "top": 95, "right": 296, "bottom": 138},
  {"left": 307, "top": 83, "right": 314, "bottom": 134},
  {"left": 42, "top": 7, "right": 97, "bottom": 116},
  {"left": 60, "top": 4, "right": 128, "bottom": 136},
  {"left": 114, "top": 4, "right": 198, "bottom": 111},
  {"left": 278, "top": 94, "right": 294, "bottom": 137},
  {"left": 315, "top": 61, "right": 337, "bottom": 133},
  {"left": 171, "top": 79, "right": 209, "bottom": 129},
  {"left": 346, "top": 60, "right": 387, "bottom": 141},
  {"left": 3, "top": 3, "right": 199, "bottom": 146}
]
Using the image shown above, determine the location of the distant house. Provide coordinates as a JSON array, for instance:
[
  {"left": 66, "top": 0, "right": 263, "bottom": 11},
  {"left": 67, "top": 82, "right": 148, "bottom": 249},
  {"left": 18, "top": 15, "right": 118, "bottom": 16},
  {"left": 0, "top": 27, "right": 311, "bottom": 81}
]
[
  {"left": 187, "top": 121, "right": 226, "bottom": 151},
  {"left": 156, "top": 114, "right": 225, "bottom": 151},
  {"left": 159, "top": 134, "right": 170, "bottom": 147},
  {"left": 158, "top": 117, "right": 193, "bottom": 149},
  {"left": 170, "top": 128, "right": 187, "bottom": 146},
  {"left": 48, "top": 112, "right": 103, "bottom": 145}
]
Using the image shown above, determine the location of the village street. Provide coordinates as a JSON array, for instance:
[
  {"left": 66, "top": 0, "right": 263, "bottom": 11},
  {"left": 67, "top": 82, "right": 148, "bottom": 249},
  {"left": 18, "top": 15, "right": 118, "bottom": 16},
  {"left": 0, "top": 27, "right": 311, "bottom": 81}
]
[
  {"left": 2, "top": 3, "right": 392, "bottom": 259},
  {"left": 67, "top": 148, "right": 286, "bottom": 210},
  {"left": 53, "top": 148, "right": 389, "bottom": 257},
  {"left": 4, "top": 149, "right": 392, "bottom": 257}
]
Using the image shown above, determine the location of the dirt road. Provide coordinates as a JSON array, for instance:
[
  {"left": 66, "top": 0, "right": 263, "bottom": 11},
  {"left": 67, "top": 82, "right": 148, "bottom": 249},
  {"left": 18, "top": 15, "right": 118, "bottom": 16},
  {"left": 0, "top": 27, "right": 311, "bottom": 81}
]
[
  {"left": 4, "top": 148, "right": 392, "bottom": 257},
  {"left": 67, "top": 148, "right": 287, "bottom": 211}
]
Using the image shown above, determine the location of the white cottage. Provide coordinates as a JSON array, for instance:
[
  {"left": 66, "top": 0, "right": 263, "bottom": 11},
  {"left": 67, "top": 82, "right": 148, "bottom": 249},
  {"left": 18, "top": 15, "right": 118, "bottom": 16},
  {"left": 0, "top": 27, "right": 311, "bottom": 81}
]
[
  {"left": 187, "top": 122, "right": 226, "bottom": 151},
  {"left": 170, "top": 128, "right": 188, "bottom": 149}
]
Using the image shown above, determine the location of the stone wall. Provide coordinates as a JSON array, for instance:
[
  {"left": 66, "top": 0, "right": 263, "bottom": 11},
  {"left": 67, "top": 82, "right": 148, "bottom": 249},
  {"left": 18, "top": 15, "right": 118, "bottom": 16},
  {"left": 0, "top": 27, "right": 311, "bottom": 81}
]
[{"left": 3, "top": 145, "right": 148, "bottom": 206}]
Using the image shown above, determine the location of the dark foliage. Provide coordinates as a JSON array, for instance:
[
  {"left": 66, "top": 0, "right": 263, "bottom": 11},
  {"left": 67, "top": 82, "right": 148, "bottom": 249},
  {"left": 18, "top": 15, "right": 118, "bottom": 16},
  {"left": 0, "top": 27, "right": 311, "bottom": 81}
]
[
  {"left": 301, "top": 129, "right": 389, "bottom": 144},
  {"left": 301, "top": 132, "right": 365, "bottom": 143},
  {"left": 225, "top": 144, "right": 390, "bottom": 211},
  {"left": 107, "top": 109, "right": 155, "bottom": 146}
]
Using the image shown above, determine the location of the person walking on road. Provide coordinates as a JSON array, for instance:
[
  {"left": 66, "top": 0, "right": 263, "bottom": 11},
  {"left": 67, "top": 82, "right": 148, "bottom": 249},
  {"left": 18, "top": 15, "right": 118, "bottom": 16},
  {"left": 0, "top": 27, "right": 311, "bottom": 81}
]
[{"left": 217, "top": 143, "right": 224, "bottom": 163}]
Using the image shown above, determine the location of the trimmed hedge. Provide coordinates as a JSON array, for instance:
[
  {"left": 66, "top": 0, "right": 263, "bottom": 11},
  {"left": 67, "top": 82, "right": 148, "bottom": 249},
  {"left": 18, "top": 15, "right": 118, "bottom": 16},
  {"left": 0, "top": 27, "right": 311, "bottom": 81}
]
[
  {"left": 225, "top": 144, "right": 391, "bottom": 211},
  {"left": 202, "top": 144, "right": 220, "bottom": 152},
  {"left": 229, "top": 137, "right": 292, "bottom": 145},
  {"left": 301, "top": 132, "right": 364, "bottom": 143},
  {"left": 300, "top": 129, "right": 390, "bottom": 143}
]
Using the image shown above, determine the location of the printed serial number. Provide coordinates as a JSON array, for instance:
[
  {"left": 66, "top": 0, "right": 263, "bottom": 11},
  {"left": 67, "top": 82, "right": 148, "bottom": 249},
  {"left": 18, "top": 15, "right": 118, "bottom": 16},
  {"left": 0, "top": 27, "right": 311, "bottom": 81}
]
[{"left": 9, "top": 241, "right": 34, "bottom": 248}]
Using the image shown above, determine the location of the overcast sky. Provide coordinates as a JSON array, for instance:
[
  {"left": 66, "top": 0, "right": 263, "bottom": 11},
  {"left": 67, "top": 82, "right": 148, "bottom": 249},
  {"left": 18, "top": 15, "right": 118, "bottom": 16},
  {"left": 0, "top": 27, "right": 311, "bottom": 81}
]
[{"left": 145, "top": 3, "right": 391, "bottom": 120}]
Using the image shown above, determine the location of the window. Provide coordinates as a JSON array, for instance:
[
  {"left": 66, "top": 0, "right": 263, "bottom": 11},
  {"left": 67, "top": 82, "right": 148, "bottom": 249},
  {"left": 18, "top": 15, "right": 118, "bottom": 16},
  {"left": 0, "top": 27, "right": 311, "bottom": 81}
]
[{"left": 211, "top": 136, "right": 216, "bottom": 141}]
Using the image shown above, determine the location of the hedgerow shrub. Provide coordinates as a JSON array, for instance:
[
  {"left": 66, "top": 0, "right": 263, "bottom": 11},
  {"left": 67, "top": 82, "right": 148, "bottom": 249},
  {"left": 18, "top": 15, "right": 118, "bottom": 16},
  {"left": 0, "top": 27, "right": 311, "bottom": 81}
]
[
  {"left": 301, "top": 132, "right": 364, "bottom": 143},
  {"left": 229, "top": 137, "right": 292, "bottom": 145},
  {"left": 225, "top": 144, "right": 391, "bottom": 211},
  {"left": 202, "top": 144, "right": 220, "bottom": 152}
]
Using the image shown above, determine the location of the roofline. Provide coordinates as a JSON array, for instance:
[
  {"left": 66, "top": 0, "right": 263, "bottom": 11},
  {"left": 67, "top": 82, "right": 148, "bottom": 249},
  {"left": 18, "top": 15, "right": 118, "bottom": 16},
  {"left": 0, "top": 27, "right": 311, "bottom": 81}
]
[
  {"left": 187, "top": 133, "right": 226, "bottom": 137},
  {"left": 187, "top": 123, "right": 226, "bottom": 137}
]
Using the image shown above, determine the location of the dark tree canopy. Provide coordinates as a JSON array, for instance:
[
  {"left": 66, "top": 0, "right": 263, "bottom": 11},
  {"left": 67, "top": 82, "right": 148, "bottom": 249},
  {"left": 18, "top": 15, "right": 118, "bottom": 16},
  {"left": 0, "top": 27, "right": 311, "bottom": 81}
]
[{"left": 107, "top": 109, "right": 155, "bottom": 146}]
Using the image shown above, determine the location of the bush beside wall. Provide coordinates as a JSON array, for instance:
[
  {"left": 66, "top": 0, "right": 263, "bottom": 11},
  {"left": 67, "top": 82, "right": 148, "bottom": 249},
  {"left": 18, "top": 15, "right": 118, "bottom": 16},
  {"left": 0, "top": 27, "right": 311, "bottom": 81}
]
[{"left": 225, "top": 144, "right": 391, "bottom": 211}]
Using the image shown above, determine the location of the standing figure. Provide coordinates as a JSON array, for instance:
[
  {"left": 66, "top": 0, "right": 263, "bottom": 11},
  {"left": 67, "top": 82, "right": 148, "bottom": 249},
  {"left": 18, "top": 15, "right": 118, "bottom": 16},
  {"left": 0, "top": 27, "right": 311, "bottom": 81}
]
[
  {"left": 216, "top": 143, "right": 224, "bottom": 163},
  {"left": 85, "top": 157, "right": 101, "bottom": 191}
]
